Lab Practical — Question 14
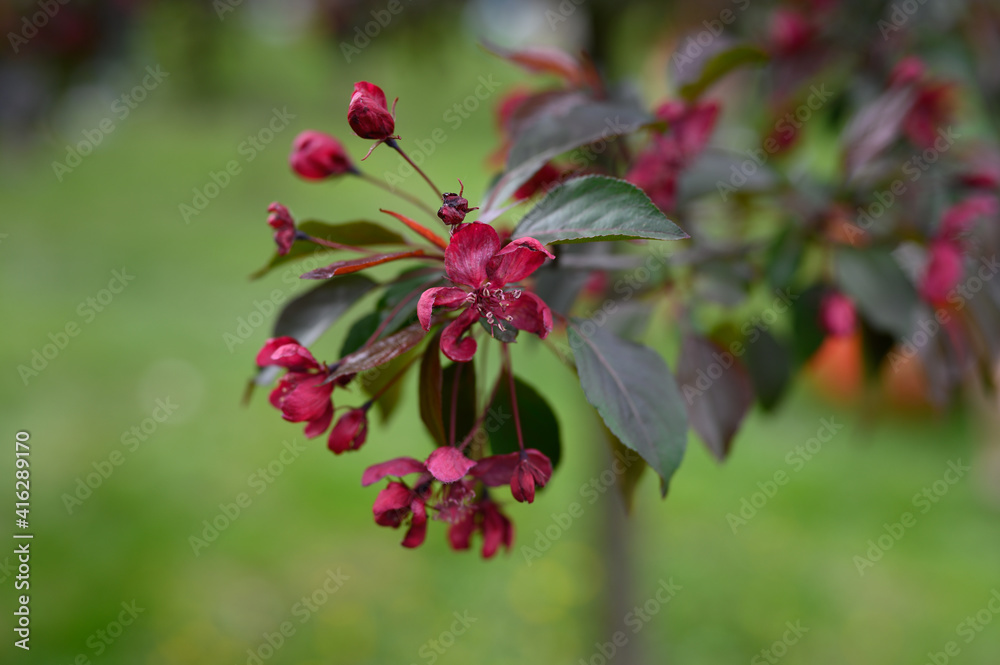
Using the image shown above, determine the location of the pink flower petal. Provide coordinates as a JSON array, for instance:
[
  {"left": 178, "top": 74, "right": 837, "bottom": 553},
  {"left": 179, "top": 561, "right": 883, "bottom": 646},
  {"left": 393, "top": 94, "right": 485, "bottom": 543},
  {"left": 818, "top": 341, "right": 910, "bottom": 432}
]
[
  {"left": 441, "top": 308, "right": 480, "bottom": 362},
  {"left": 425, "top": 447, "right": 476, "bottom": 483},
  {"left": 256, "top": 336, "right": 301, "bottom": 367},
  {"left": 487, "top": 237, "right": 554, "bottom": 285},
  {"left": 373, "top": 482, "right": 412, "bottom": 525},
  {"left": 417, "top": 286, "right": 469, "bottom": 330},
  {"left": 470, "top": 452, "right": 521, "bottom": 487},
  {"left": 504, "top": 291, "right": 553, "bottom": 339},
  {"left": 361, "top": 457, "right": 427, "bottom": 487},
  {"left": 445, "top": 222, "right": 500, "bottom": 288}
]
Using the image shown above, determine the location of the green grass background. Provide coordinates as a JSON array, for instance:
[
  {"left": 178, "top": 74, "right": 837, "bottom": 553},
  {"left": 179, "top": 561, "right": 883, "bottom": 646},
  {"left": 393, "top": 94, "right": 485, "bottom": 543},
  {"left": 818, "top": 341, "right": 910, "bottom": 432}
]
[{"left": 1, "top": 13, "right": 999, "bottom": 665}]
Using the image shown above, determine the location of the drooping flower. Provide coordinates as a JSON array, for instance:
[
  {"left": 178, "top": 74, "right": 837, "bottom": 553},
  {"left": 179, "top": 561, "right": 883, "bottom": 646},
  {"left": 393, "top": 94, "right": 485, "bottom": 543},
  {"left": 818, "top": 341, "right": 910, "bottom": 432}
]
[
  {"left": 920, "top": 240, "right": 964, "bottom": 304},
  {"left": 348, "top": 81, "right": 398, "bottom": 156},
  {"left": 328, "top": 407, "right": 369, "bottom": 454},
  {"left": 266, "top": 202, "right": 297, "bottom": 256},
  {"left": 471, "top": 449, "right": 553, "bottom": 503},
  {"left": 819, "top": 292, "right": 857, "bottom": 337},
  {"left": 289, "top": 131, "right": 356, "bottom": 180},
  {"left": 417, "top": 223, "right": 554, "bottom": 362},
  {"left": 362, "top": 448, "right": 478, "bottom": 549},
  {"left": 372, "top": 481, "right": 429, "bottom": 548},
  {"left": 448, "top": 498, "right": 514, "bottom": 558},
  {"left": 257, "top": 337, "right": 334, "bottom": 438}
]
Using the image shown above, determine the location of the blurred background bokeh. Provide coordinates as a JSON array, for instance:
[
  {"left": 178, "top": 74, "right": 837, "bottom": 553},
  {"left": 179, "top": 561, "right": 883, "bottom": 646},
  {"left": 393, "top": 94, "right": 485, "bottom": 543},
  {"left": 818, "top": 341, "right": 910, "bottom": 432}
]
[{"left": 2, "top": 0, "right": 1000, "bottom": 663}]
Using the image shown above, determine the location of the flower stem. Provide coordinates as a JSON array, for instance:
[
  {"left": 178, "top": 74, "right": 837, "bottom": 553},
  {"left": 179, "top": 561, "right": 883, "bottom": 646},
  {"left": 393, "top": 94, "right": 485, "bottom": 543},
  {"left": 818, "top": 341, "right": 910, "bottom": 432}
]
[
  {"left": 387, "top": 138, "right": 443, "bottom": 199},
  {"left": 457, "top": 370, "right": 505, "bottom": 453},
  {"left": 449, "top": 361, "right": 463, "bottom": 447},
  {"left": 501, "top": 344, "right": 525, "bottom": 453},
  {"left": 358, "top": 171, "right": 438, "bottom": 218}
]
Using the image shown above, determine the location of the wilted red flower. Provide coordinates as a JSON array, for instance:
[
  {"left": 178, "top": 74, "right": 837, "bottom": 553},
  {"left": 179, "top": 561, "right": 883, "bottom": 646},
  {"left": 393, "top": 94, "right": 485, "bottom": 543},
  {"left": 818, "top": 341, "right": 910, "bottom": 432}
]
[
  {"left": 448, "top": 499, "right": 514, "bottom": 558},
  {"left": 438, "top": 181, "right": 478, "bottom": 226},
  {"left": 819, "top": 292, "right": 857, "bottom": 337},
  {"left": 418, "top": 222, "right": 554, "bottom": 362},
  {"left": 348, "top": 81, "right": 398, "bottom": 145},
  {"left": 471, "top": 449, "right": 553, "bottom": 503},
  {"left": 257, "top": 337, "right": 334, "bottom": 437},
  {"left": 373, "top": 481, "right": 429, "bottom": 548},
  {"left": 267, "top": 202, "right": 297, "bottom": 256},
  {"left": 289, "top": 130, "right": 356, "bottom": 180},
  {"left": 328, "top": 407, "right": 369, "bottom": 455},
  {"left": 628, "top": 100, "right": 719, "bottom": 213},
  {"left": 920, "top": 241, "right": 964, "bottom": 304},
  {"left": 362, "top": 447, "right": 477, "bottom": 487}
]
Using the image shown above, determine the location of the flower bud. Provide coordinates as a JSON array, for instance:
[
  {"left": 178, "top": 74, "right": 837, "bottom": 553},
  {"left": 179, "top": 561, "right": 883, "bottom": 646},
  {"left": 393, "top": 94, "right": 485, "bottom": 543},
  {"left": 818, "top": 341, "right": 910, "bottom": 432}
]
[
  {"left": 289, "top": 131, "right": 355, "bottom": 180},
  {"left": 348, "top": 81, "right": 396, "bottom": 141},
  {"left": 267, "top": 202, "right": 296, "bottom": 256}
]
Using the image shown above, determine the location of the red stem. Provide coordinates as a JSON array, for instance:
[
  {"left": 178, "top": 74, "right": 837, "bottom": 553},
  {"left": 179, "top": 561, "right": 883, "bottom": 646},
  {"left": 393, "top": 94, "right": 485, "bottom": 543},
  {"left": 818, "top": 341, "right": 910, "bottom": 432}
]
[
  {"left": 388, "top": 139, "right": 443, "bottom": 199},
  {"left": 502, "top": 344, "right": 525, "bottom": 452},
  {"left": 448, "top": 361, "right": 463, "bottom": 447},
  {"left": 358, "top": 171, "right": 437, "bottom": 218}
]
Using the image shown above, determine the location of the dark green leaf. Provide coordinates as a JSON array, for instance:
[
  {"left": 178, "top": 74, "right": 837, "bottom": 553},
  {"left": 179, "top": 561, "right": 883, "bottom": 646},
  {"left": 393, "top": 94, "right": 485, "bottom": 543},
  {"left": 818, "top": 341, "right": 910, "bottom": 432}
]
[
  {"left": 340, "top": 311, "right": 380, "bottom": 358},
  {"left": 512, "top": 175, "right": 688, "bottom": 245},
  {"left": 833, "top": 247, "right": 919, "bottom": 338},
  {"left": 766, "top": 230, "right": 804, "bottom": 289},
  {"left": 482, "top": 100, "right": 654, "bottom": 215},
  {"left": 419, "top": 331, "right": 447, "bottom": 446},
  {"left": 340, "top": 271, "right": 443, "bottom": 357},
  {"left": 569, "top": 319, "right": 688, "bottom": 496},
  {"left": 742, "top": 327, "right": 793, "bottom": 411},
  {"left": 677, "top": 43, "right": 769, "bottom": 101},
  {"left": 488, "top": 370, "right": 562, "bottom": 469},
  {"left": 254, "top": 275, "right": 376, "bottom": 386},
  {"left": 676, "top": 334, "right": 754, "bottom": 461},
  {"left": 791, "top": 284, "right": 828, "bottom": 364},
  {"left": 251, "top": 221, "right": 407, "bottom": 279}
]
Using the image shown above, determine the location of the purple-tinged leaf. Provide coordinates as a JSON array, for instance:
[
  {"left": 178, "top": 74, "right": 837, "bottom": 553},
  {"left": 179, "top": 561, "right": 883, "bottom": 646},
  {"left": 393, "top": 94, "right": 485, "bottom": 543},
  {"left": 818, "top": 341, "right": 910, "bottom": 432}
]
[{"left": 568, "top": 319, "right": 688, "bottom": 496}]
